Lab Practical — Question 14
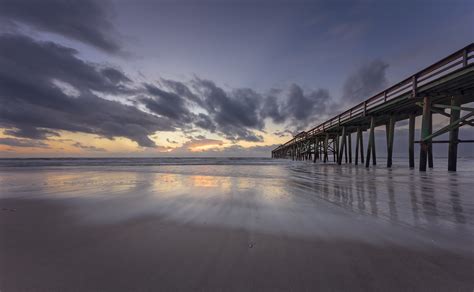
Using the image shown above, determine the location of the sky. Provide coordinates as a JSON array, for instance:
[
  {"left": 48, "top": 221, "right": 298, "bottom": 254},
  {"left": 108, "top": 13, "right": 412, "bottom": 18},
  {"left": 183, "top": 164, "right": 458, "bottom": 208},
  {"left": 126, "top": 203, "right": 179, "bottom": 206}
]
[{"left": 0, "top": 0, "right": 473, "bottom": 157}]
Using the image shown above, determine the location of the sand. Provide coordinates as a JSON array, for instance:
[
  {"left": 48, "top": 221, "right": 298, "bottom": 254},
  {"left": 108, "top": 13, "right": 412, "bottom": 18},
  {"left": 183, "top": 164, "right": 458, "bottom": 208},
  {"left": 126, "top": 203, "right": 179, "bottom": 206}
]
[
  {"left": 1, "top": 197, "right": 473, "bottom": 291},
  {"left": 1, "top": 161, "right": 473, "bottom": 291}
]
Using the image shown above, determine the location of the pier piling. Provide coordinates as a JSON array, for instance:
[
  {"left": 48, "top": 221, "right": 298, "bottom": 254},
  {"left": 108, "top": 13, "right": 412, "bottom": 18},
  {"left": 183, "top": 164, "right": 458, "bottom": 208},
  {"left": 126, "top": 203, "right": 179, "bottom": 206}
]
[
  {"left": 448, "top": 96, "right": 460, "bottom": 171},
  {"left": 409, "top": 114, "right": 415, "bottom": 168}
]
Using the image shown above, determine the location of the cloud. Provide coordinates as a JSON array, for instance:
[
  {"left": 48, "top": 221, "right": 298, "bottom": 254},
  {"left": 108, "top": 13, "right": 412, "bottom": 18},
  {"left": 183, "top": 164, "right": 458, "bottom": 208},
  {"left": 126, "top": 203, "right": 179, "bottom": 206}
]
[
  {"left": 261, "top": 94, "right": 286, "bottom": 124},
  {"left": 283, "top": 84, "right": 331, "bottom": 128},
  {"left": 0, "top": 33, "right": 174, "bottom": 147},
  {"left": 342, "top": 59, "right": 389, "bottom": 104},
  {"left": 72, "top": 142, "right": 106, "bottom": 152},
  {"left": 160, "top": 78, "right": 204, "bottom": 108},
  {"left": 260, "top": 61, "right": 389, "bottom": 135},
  {"left": 180, "top": 138, "right": 224, "bottom": 151},
  {"left": 262, "top": 84, "right": 332, "bottom": 133},
  {"left": 101, "top": 68, "right": 131, "bottom": 84},
  {"left": 0, "top": 33, "right": 279, "bottom": 148},
  {"left": 139, "top": 83, "right": 194, "bottom": 124},
  {"left": 3, "top": 127, "right": 59, "bottom": 139},
  {"left": 0, "top": 0, "right": 123, "bottom": 54},
  {"left": 194, "top": 113, "right": 217, "bottom": 133},
  {"left": 166, "top": 138, "right": 224, "bottom": 154},
  {"left": 273, "top": 129, "right": 293, "bottom": 138},
  {"left": 0, "top": 137, "right": 49, "bottom": 148},
  {"left": 195, "top": 143, "right": 279, "bottom": 157},
  {"left": 191, "top": 78, "right": 265, "bottom": 142},
  {"left": 157, "top": 77, "right": 266, "bottom": 142}
]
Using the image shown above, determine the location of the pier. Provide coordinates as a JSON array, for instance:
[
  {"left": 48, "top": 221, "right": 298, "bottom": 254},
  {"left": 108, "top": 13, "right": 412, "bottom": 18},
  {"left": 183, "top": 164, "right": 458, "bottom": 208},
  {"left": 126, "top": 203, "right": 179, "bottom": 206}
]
[{"left": 272, "top": 44, "right": 474, "bottom": 171}]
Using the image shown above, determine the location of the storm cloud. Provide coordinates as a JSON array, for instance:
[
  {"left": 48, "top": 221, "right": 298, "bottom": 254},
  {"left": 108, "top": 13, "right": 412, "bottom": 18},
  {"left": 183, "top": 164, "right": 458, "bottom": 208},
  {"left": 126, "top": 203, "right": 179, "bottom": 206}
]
[
  {"left": 0, "top": 137, "right": 49, "bottom": 148},
  {"left": 0, "top": 2, "right": 394, "bottom": 151},
  {"left": 342, "top": 59, "right": 389, "bottom": 104},
  {"left": 161, "top": 78, "right": 266, "bottom": 142},
  {"left": 139, "top": 83, "right": 194, "bottom": 124},
  {"left": 0, "top": 31, "right": 392, "bottom": 149},
  {"left": 0, "top": 0, "right": 122, "bottom": 54},
  {"left": 0, "top": 33, "right": 173, "bottom": 147},
  {"left": 72, "top": 142, "right": 106, "bottom": 152},
  {"left": 262, "top": 84, "right": 333, "bottom": 133}
]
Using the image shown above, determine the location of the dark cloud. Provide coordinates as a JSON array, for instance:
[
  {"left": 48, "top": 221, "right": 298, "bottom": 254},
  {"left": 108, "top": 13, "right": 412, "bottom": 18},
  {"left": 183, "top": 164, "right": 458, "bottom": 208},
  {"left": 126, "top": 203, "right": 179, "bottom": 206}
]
[
  {"left": 0, "top": 137, "right": 49, "bottom": 148},
  {"left": 161, "top": 78, "right": 332, "bottom": 140},
  {"left": 262, "top": 84, "right": 332, "bottom": 133},
  {"left": 273, "top": 129, "right": 292, "bottom": 138},
  {"left": 191, "top": 78, "right": 264, "bottom": 142},
  {"left": 342, "top": 59, "right": 389, "bottom": 104},
  {"left": 151, "top": 77, "right": 267, "bottom": 142},
  {"left": 72, "top": 142, "right": 106, "bottom": 152},
  {"left": 194, "top": 113, "right": 217, "bottom": 133},
  {"left": 0, "top": 30, "right": 269, "bottom": 147},
  {"left": 101, "top": 68, "right": 131, "bottom": 84},
  {"left": 160, "top": 78, "right": 204, "bottom": 108},
  {"left": 4, "top": 127, "right": 59, "bottom": 139},
  {"left": 284, "top": 84, "right": 331, "bottom": 127},
  {"left": 0, "top": 0, "right": 122, "bottom": 53},
  {"left": 261, "top": 94, "right": 286, "bottom": 124},
  {"left": 0, "top": 33, "right": 173, "bottom": 147},
  {"left": 139, "top": 84, "right": 193, "bottom": 124},
  {"left": 166, "top": 138, "right": 178, "bottom": 144}
]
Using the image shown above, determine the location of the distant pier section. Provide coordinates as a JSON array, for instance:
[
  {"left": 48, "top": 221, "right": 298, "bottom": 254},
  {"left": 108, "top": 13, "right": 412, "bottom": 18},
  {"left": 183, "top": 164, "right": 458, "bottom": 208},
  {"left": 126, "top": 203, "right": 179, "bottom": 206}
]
[{"left": 272, "top": 43, "right": 474, "bottom": 171}]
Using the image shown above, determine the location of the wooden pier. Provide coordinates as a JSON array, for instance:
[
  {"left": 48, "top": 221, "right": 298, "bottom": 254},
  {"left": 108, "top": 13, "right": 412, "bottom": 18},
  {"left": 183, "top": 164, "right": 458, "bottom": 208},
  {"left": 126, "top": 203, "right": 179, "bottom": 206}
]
[{"left": 272, "top": 43, "right": 474, "bottom": 171}]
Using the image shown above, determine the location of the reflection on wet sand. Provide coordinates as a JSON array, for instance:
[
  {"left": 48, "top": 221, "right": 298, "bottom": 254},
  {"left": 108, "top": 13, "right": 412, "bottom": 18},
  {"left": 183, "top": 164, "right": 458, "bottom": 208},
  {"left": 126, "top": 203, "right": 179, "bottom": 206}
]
[
  {"left": 0, "top": 161, "right": 472, "bottom": 246},
  {"left": 286, "top": 163, "right": 471, "bottom": 230},
  {"left": 1, "top": 159, "right": 474, "bottom": 291}
]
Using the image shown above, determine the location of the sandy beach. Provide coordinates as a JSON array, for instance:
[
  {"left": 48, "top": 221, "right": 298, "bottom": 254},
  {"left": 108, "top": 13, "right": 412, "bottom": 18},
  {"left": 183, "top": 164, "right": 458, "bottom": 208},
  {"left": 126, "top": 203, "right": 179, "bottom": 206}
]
[{"left": 1, "top": 158, "right": 473, "bottom": 291}]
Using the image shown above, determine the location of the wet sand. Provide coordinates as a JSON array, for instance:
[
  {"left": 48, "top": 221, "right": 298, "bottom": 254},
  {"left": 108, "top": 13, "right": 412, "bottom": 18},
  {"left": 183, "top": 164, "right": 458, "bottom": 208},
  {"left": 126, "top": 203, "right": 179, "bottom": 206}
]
[
  {"left": 1, "top": 159, "right": 473, "bottom": 291},
  {"left": 1, "top": 198, "right": 473, "bottom": 291}
]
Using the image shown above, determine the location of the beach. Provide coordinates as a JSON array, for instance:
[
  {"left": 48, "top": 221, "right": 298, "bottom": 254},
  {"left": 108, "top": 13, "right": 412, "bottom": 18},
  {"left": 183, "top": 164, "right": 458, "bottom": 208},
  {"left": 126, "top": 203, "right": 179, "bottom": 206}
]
[{"left": 1, "top": 158, "right": 473, "bottom": 291}]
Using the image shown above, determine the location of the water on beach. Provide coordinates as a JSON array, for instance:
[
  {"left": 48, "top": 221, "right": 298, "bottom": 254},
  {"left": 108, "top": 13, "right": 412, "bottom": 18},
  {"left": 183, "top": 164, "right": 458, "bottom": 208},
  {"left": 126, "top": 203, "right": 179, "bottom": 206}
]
[
  {"left": 1, "top": 157, "right": 473, "bottom": 250},
  {"left": 1, "top": 157, "right": 474, "bottom": 291}
]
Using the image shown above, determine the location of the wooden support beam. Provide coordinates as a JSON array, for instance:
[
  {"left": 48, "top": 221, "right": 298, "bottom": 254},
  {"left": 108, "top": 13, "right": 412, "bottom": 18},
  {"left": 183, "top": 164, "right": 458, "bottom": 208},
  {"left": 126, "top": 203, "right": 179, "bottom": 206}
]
[
  {"left": 307, "top": 141, "right": 311, "bottom": 161},
  {"left": 338, "top": 127, "right": 346, "bottom": 165},
  {"left": 344, "top": 134, "right": 348, "bottom": 163},
  {"left": 371, "top": 117, "right": 376, "bottom": 166},
  {"left": 348, "top": 133, "right": 352, "bottom": 163},
  {"left": 421, "top": 110, "right": 474, "bottom": 142},
  {"left": 428, "top": 112, "right": 433, "bottom": 168},
  {"left": 360, "top": 128, "right": 364, "bottom": 165},
  {"left": 419, "top": 96, "right": 431, "bottom": 171},
  {"left": 324, "top": 134, "right": 329, "bottom": 163},
  {"left": 409, "top": 114, "right": 415, "bottom": 168},
  {"left": 432, "top": 104, "right": 474, "bottom": 112},
  {"left": 366, "top": 116, "right": 376, "bottom": 168},
  {"left": 355, "top": 129, "right": 360, "bottom": 165},
  {"left": 320, "top": 139, "right": 323, "bottom": 160},
  {"left": 448, "top": 96, "right": 461, "bottom": 171},
  {"left": 415, "top": 139, "right": 474, "bottom": 143},
  {"left": 387, "top": 115, "right": 395, "bottom": 168},
  {"left": 313, "top": 137, "right": 318, "bottom": 163}
]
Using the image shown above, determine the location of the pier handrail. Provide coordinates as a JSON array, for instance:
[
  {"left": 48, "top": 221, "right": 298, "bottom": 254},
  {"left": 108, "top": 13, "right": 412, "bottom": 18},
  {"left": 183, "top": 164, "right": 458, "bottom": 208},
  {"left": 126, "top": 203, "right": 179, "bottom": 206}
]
[{"left": 273, "top": 43, "right": 474, "bottom": 153}]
